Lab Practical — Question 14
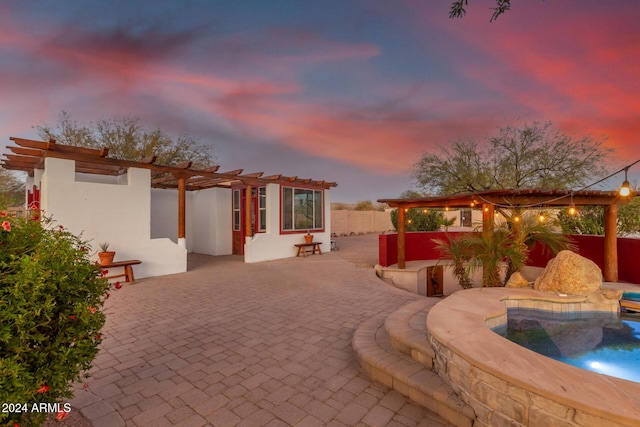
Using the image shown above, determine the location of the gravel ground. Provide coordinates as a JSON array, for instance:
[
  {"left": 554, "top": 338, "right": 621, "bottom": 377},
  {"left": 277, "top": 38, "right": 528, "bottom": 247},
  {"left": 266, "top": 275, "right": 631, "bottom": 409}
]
[{"left": 41, "top": 409, "right": 90, "bottom": 427}]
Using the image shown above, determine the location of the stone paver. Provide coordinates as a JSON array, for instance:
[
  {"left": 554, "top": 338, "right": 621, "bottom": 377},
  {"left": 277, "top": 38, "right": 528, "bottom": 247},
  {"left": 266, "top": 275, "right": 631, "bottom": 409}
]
[{"left": 71, "top": 236, "right": 451, "bottom": 425}]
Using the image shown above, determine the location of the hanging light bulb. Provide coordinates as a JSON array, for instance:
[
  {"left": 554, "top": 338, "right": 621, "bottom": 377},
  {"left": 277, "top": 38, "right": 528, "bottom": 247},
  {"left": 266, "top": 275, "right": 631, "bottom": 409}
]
[
  {"left": 407, "top": 219, "right": 413, "bottom": 224},
  {"left": 513, "top": 215, "right": 520, "bottom": 223},
  {"left": 444, "top": 206, "right": 449, "bottom": 211},
  {"left": 538, "top": 212, "right": 545, "bottom": 222},
  {"left": 568, "top": 193, "right": 577, "bottom": 216},
  {"left": 620, "top": 167, "right": 631, "bottom": 197}
]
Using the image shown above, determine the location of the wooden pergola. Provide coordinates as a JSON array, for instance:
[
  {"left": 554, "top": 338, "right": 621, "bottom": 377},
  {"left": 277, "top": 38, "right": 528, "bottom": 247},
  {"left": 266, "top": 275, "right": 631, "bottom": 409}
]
[
  {"left": 378, "top": 188, "right": 636, "bottom": 282},
  {"left": 2, "top": 137, "right": 337, "bottom": 242}
]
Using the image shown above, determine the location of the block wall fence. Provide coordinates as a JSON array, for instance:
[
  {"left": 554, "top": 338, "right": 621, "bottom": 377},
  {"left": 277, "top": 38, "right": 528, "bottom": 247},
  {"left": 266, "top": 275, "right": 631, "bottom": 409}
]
[{"left": 378, "top": 232, "right": 640, "bottom": 284}]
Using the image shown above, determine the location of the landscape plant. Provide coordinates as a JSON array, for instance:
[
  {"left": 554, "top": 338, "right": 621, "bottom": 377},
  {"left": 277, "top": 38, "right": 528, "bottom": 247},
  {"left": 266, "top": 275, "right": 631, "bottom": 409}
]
[
  {"left": 434, "top": 210, "right": 574, "bottom": 288},
  {"left": 0, "top": 209, "right": 110, "bottom": 427}
]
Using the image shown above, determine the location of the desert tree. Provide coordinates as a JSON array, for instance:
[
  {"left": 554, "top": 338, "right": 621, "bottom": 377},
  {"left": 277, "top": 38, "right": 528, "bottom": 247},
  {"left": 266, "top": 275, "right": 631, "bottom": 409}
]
[
  {"left": 413, "top": 121, "right": 612, "bottom": 196},
  {"left": 36, "top": 111, "right": 216, "bottom": 168}
]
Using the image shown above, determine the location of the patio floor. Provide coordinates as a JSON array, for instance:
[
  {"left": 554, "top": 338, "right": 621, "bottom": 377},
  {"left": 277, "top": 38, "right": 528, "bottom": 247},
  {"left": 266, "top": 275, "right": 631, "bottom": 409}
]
[{"left": 70, "top": 235, "right": 452, "bottom": 426}]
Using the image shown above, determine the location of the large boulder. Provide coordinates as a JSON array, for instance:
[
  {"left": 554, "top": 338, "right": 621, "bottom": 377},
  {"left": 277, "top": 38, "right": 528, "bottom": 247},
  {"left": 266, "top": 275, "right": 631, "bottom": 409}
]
[{"left": 533, "top": 250, "right": 602, "bottom": 295}]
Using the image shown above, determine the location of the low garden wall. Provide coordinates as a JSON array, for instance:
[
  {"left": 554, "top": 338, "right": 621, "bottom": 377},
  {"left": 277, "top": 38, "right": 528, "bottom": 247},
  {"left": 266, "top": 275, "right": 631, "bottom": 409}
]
[{"left": 378, "top": 232, "right": 640, "bottom": 284}]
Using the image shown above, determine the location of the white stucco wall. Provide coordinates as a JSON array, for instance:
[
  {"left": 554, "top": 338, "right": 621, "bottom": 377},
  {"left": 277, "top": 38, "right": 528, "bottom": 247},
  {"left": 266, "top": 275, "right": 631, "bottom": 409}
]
[
  {"left": 190, "top": 188, "right": 232, "bottom": 255},
  {"left": 244, "top": 184, "right": 332, "bottom": 263},
  {"left": 39, "top": 158, "right": 186, "bottom": 279},
  {"left": 150, "top": 188, "right": 180, "bottom": 244},
  {"left": 150, "top": 187, "right": 232, "bottom": 256}
]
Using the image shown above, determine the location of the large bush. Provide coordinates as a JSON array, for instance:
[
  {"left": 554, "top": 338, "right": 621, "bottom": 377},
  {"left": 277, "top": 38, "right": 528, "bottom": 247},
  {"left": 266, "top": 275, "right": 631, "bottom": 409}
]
[{"left": 0, "top": 211, "right": 110, "bottom": 426}]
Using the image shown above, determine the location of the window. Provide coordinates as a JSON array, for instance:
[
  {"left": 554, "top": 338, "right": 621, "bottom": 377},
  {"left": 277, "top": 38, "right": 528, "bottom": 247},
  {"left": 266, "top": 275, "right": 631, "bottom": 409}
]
[
  {"left": 282, "top": 187, "right": 323, "bottom": 231},
  {"left": 233, "top": 189, "right": 240, "bottom": 231},
  {"left": 258, "top": 187, "right": 266, "bottom": 232}
]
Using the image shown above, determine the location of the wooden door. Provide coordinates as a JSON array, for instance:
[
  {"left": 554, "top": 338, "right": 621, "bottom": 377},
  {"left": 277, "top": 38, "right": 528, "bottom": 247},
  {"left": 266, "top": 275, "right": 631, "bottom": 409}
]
[
  {"left": 231, "top": 188, "right": 258, "bottom": 255},
  {"left": 427, "top": 266, "right": 444, "bottom": 297},
  {"left": 232, "top": 189, "right": 243, "bottom": 255}
]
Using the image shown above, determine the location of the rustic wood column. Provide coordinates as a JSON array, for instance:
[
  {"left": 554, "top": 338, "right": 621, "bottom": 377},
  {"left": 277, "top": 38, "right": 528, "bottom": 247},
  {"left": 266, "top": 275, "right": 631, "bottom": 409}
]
[
  {"left": 177, "top": 177, "right": 186, "bottom": 239},
  {"left": 245, "top": 185, "right": 252, "bottom": 238},
  {"left": 603, "top": 205, "right": 618, "bottom": 282},
  {"left": 482, "top": 204, "right": 494, "bottom": 237},
  {"left": 397, "top": 208, "right": 406, "bottom": 269}
]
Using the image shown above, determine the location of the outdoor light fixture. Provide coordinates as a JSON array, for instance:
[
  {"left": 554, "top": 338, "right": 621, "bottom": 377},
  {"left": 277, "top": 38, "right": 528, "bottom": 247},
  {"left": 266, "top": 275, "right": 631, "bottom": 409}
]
[
  {"left": 620, "top": 167, "right": 631, "bottom": 197},
  {"left": 538, "top": 212, "right": 545, "bottom": 222},
  {"left": 568, "top": 193, "right": 577, "bottom": 216}
]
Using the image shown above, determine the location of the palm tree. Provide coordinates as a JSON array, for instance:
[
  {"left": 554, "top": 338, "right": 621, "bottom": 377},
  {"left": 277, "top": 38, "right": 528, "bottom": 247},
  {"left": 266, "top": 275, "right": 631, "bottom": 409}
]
[
  {"left": 434, "top": 210, "right": 575, "bottom": 288},
  {"left": 432, "top": 234, "right": 474, "bottom": 289},
  {"left": 504, "top": 211, "right": 576, "bottom": 280}
]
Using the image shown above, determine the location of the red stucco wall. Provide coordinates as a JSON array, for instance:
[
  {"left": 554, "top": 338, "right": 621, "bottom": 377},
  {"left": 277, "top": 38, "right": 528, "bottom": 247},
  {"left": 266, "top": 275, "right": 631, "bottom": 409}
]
[{"left": 379, "top": 232, "right": 640, "bottom": 284}]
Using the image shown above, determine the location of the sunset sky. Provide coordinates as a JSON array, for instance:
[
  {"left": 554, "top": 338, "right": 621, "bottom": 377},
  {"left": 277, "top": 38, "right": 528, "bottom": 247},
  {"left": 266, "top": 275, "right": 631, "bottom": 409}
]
[{"left": 1, "top": 0, "right": 639, "bottom": 202}]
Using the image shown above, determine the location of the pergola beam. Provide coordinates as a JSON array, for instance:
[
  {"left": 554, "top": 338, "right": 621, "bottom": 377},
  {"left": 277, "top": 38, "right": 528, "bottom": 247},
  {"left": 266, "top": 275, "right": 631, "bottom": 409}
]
[{"left": 379, "top": 189, "right": 636, "bottom": 274}]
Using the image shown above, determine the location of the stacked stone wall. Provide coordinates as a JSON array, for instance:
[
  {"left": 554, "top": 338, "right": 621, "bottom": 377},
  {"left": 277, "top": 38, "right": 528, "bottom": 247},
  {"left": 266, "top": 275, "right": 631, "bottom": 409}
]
[{"left": 427, "top": 297, "right": 637, "bottom": 427}]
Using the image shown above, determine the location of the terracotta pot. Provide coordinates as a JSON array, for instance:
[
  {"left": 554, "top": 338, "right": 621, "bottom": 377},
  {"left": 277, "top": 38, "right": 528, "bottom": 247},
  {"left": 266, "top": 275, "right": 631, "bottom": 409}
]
[
  {"left": 98, "top": 251, "right": 115, "bottom": 266},
  {"left": 304, "top": 234, "right": 313, "bottom": 244}
]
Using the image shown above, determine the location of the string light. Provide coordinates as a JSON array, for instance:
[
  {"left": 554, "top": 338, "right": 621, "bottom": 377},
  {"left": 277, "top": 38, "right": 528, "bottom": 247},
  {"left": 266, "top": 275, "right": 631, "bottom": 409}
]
[
  {"left": 568, "top": 193, "right": 577, "bottom": 216},
  {"left": 620, "top": 166, "right": 631, "bottom": 197}
]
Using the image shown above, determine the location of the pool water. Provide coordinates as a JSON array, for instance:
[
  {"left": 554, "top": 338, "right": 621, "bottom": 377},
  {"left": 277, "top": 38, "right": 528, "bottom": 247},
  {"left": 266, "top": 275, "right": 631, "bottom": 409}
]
[{"left": 495, "top": 307, "right": 640, "bottom": 383}]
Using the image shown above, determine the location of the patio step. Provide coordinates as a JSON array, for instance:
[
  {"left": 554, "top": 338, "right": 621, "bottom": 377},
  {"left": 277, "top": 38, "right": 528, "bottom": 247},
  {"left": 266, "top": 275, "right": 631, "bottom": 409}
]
[
  {"left": 384, "top": 299, "right": 437, "bottom": 369},
  {"left": 353, "top": 304, "right": 475, "bottom": 427}
]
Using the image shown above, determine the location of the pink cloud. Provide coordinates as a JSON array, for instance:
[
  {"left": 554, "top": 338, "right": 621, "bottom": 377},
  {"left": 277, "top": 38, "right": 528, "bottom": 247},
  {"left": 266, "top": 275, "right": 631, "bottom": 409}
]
[{"left": 405, "top": 1, "right": 640, "bottom": 162}]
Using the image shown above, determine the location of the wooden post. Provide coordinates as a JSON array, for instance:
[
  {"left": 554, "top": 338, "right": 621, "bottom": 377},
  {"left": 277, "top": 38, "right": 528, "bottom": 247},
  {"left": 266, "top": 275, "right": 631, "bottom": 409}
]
[
  {"left": 603, "top": 205, "right": 618, "bottom": 282},
  {"left": 177, "top": 177, "right": 186, "bottom": 239},
  {"left": 397, "top": 207, "right": 406, "bottom": 269},
  {"left": 482, "top": 204, "right": 494, "bottom": 237},
  {"left": 245, "top": 185, "right": 252, "bottom": 238}
]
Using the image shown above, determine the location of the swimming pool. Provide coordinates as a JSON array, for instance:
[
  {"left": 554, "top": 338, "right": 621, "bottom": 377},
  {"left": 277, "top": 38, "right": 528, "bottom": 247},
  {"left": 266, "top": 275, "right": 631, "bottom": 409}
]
[{"left": 496, "top": 307, "right": 640, "bottom": 383}]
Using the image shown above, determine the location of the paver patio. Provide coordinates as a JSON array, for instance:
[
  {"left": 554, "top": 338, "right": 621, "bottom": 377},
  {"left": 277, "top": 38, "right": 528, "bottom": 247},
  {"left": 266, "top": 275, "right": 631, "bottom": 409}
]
[{"left": 70, "top": 237, "right": 452, "bottom": 426}]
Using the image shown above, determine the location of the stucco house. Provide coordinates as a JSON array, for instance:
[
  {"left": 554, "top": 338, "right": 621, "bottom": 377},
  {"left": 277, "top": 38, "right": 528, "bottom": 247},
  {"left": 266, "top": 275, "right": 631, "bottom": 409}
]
[{"left": 1, "top": 137, "right": 336, "bottom": 279}]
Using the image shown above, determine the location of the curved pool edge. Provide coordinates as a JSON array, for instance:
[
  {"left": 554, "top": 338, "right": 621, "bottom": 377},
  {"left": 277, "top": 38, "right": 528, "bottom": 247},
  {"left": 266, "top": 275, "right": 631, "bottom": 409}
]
[{"left": 426, "top": 287, "right": 640, "bottom": 427}]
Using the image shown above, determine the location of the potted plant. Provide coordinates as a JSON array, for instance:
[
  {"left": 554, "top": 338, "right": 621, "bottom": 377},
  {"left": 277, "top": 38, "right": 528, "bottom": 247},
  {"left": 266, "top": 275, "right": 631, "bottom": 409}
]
[
  {"left": 97, "top": 242, "right": 115, "bottom": 266},
  {"left": 304, "top": 231, "right": 313, "bottom": 244}
]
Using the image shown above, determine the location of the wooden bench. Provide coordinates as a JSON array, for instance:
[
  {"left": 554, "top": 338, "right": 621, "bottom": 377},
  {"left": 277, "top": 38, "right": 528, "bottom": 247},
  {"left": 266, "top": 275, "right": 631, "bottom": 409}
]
[
  {"left": 295, "top": 242, "right": 323, "bottom": 257},
  {"left": 101, "top": 260, "right": 142, "bottom": 284}
]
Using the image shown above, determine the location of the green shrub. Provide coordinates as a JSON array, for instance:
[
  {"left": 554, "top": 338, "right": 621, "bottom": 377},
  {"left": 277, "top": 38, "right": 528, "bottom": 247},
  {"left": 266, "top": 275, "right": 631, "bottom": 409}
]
[{"left": 0, "top": 210, "right": 110, "bottom": 426}]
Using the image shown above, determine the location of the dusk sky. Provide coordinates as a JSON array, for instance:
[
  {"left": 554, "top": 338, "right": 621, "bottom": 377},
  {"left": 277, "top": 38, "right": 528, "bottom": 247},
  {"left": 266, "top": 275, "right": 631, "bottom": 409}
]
[{"left": 1, "top": 0, "right": 639, "bottom": 202}]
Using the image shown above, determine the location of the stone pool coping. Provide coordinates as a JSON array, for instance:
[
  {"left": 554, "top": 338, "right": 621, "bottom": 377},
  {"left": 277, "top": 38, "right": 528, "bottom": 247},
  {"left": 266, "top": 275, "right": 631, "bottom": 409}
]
[{"left": 427, "top": 286, "right": 640, "bottom": 426}]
